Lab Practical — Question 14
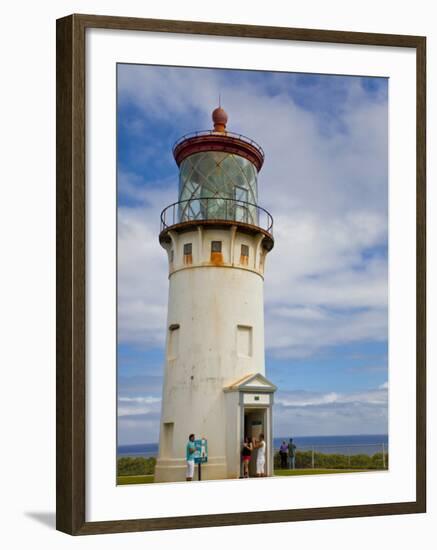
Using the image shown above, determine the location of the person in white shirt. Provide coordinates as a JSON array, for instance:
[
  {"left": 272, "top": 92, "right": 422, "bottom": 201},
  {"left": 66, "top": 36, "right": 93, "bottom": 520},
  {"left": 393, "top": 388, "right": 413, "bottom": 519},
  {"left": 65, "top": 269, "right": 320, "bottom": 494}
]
[{"left": 254, "top": 433, "right": 266, "bottom": 477}]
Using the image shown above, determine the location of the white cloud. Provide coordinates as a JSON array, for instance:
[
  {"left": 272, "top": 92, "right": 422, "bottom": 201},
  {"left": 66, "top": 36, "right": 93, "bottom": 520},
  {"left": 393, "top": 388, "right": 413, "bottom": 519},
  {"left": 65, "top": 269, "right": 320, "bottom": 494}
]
[
  {"left": 118, "top": 416, "right": 160, "bottom": 445},
  {"left": 117, "top": 200, "right": 169, "bottom": 347},
  {"left": 117, "top": 395, "right": 162, "bottom": 417},
  {"left": 116, "top": 387, "right": 388, "bottom": 442},
  {"left": 118, "top": 396, "right": 161, "bottom": 404},
  {"left": 276, "top": 388, "right": 388, "bottom": 408},
  {"left": 274, "top": 386, "right": 388, "bottom": 436},
  {"left": 117, "top": 391, "right": 163, "bottom": 444},
  {"left": 266, "top": 304, "right": 387, "bottom": 359}
]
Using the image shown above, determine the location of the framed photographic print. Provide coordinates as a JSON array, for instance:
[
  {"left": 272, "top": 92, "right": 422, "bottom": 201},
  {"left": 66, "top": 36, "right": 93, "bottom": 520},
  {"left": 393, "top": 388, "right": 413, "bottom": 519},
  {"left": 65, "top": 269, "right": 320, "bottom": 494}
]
[{"left": 56, "top": 14, "right": 426, "bottom": 535}]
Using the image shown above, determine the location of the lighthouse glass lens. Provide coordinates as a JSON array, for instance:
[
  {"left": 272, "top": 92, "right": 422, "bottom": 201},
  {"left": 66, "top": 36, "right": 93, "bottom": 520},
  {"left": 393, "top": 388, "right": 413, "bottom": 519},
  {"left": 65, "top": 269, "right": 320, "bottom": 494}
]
[{"left": 178, "top": 151, "right": 258, "bottom": 225}]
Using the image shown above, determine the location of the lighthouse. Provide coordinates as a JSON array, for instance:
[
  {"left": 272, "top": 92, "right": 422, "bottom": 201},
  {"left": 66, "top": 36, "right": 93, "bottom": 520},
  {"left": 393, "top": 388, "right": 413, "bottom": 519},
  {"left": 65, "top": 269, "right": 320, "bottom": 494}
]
[{"left": 154, "top": 106, "right": 276, "bottom": 482}]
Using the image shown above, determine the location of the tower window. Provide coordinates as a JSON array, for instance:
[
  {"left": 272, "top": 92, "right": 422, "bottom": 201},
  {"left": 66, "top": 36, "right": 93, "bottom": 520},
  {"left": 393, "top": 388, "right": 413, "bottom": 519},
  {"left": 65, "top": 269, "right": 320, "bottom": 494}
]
[
  {"left": 211, "top": 241, "right": 222, "bottom": 253},
  {"left": 240, "top": 244, "right": 249, "bottom": 266},
  {"left": 237, "top": 325, "right": 253, "bottom": 357},
  {"left": 168, "top": 324, "right": 180, "bottom": 359},
  {"left": 170, "top": 250, "right": 174, "bottom": 263},
  {"left": 161, "top": 422, "right": 174, "bottom": 458},
  {"left": 183, "top": 243, "right": 192, "bottom": 265}
]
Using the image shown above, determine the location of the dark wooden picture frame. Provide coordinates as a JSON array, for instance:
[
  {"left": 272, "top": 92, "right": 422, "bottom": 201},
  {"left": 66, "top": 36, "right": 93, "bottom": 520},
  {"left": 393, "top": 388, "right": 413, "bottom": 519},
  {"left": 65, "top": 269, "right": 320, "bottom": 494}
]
[{"left": 56, "top": 13, "right": 426, "bottom": 536}]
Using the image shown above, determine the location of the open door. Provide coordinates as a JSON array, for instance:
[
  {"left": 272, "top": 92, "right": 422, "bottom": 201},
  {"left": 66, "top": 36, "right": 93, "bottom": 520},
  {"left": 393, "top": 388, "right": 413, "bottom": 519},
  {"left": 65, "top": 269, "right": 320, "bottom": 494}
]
[{"left": 244, "top": 408, "right": 267, "bottom": 477}]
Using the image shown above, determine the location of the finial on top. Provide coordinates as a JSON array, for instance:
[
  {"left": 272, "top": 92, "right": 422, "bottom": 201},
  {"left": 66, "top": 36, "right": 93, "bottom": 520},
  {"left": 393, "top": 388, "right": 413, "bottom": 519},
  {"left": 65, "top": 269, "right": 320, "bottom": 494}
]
[{"left": 212, "top": 105, "right": 228, "bottom": 133}]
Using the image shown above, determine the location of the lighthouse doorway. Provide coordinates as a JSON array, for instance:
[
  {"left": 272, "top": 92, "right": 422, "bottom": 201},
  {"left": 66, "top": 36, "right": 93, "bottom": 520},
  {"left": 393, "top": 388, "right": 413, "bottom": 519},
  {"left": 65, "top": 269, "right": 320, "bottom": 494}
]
[{"left": 244, "top": 408, "right": 267, "bottom": 477}]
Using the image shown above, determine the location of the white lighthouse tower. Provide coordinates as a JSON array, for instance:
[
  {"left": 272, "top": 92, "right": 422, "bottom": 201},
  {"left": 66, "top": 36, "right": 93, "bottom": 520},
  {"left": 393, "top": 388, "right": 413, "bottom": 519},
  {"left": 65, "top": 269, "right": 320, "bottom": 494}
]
[{"left": 154, "top": 107, "right": 276, "bottom": 482}]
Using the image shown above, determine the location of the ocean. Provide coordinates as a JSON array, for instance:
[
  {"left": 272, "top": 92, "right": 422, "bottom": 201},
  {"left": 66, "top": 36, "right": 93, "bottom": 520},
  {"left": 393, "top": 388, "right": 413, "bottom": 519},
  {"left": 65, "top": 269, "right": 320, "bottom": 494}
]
[{"left": 118, "top": 434, "right": 388, "bottom": 458}]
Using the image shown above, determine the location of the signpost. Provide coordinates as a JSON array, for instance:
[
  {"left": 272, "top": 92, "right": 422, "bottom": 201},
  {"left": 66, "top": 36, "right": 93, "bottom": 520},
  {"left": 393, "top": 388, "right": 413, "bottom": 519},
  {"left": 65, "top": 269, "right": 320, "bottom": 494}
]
[{"left": 193, "top": 438, "right": 208, "bottom": 480}]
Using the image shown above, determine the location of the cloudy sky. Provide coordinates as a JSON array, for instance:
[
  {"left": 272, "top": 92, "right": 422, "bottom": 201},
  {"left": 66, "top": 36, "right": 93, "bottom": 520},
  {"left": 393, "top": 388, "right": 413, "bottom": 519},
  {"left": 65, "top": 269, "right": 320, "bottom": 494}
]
[{"left": 117, "top": 63, "right": 388, "bottom": 445}]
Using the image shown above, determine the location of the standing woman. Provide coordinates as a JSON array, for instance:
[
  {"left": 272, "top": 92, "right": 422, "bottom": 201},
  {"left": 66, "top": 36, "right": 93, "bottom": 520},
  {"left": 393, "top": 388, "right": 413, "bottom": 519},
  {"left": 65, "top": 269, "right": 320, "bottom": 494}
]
[
  {"left": 241, "top": 436, "right": 253, "bottom": 478},
  {"left": 254, "top": 433, "right": 267, "bottom": 477}
]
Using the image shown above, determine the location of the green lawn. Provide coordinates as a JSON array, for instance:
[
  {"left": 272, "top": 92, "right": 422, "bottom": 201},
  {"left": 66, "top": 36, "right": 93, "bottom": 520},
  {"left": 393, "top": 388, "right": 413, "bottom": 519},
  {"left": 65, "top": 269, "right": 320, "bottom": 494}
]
[
  {"left": 274, "top": 468, "right": 368, "bottom": 476},
  {"left": 117, "top": 475, "right": 155, "bottom": 485},
  {"left": 117, "top": 469, "right": 371, "bottom": 485}
]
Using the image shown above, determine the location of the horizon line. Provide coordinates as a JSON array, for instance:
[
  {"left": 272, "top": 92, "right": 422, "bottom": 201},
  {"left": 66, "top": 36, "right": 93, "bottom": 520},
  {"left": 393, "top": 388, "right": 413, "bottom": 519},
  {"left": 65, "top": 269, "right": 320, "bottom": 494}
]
[{"left": 118, "top": 433, "right": 389, "bottom": 447}]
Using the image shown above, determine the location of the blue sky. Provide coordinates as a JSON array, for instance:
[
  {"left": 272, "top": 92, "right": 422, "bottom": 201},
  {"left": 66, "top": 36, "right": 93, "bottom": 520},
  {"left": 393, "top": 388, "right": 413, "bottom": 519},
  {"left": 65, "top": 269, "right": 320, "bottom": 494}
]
[{"left": 117, "top": 64, "right": 388, "bottom": 445}]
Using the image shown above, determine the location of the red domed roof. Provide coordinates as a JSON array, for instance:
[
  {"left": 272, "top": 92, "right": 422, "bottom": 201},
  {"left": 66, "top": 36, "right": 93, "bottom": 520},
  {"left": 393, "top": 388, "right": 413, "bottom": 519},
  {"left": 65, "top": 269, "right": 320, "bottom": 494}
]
[{"left": 172, "top": 105, "right": 265, "bottom": 171}]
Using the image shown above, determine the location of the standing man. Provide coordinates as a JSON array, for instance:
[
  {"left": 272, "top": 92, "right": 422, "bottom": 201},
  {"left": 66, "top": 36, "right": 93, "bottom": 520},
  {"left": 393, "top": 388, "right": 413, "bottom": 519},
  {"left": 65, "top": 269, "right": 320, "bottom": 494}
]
[
  {"left": 279, "top": 440, "right": 289, "bottom": 469},
  {"left": 288, "top": 438, "right": 297, "bottom": 470},
  {"left": 254, "top": 433, "right": 266, "bottom": 477},
  {"left": 186, "top": 433, "right": 196, "bottom": 481}
]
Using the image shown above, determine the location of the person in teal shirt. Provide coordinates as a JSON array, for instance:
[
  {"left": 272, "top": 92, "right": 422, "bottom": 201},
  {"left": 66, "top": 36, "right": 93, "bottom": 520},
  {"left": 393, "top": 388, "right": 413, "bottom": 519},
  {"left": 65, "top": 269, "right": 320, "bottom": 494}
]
[{"left": 186, "top": 433, "right": 196, "bottom": 481}]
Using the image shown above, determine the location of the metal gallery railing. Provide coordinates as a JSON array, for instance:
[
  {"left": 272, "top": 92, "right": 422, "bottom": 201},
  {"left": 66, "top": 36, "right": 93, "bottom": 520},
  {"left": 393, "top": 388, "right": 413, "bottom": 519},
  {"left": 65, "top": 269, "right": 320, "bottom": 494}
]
[{"left": 160, "top": 197, "right": 274, "bottom": 236}]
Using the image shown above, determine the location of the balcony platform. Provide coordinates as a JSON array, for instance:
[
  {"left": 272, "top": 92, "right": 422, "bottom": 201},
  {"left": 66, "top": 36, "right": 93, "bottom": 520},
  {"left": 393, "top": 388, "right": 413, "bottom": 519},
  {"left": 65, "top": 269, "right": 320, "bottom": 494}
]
[{"left": 159, "top": 197, "right": 274, "bottom": 251}]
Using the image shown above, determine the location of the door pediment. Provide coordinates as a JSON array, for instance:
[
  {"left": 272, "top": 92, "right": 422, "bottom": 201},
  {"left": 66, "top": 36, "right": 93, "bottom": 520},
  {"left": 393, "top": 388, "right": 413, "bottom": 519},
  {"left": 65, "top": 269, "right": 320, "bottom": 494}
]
[{"left": 223, "top": 372, "right": 277, "bottom": 393}]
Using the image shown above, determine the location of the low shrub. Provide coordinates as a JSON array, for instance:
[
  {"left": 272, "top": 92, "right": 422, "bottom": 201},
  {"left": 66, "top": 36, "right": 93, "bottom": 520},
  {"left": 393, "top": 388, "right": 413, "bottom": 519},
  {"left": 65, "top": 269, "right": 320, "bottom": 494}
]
[
  {"left": 274, "top": 450, "right": 388, "bottom": 470},
  {"left": 117, "top": 456, "right": 156, "bottom": 476}
]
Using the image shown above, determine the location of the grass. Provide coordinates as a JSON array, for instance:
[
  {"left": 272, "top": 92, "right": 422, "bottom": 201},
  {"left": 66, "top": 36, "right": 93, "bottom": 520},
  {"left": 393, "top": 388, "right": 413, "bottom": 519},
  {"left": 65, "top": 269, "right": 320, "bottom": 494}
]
[
  {"left": 274, "top": 468, "right": 368, "bottom": 476},
  {"left": 117, "top": 474, "right": 154, "bottom": 485},
  {"left": 117, "top": 469, "right": 371, "bottom": 485}
]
